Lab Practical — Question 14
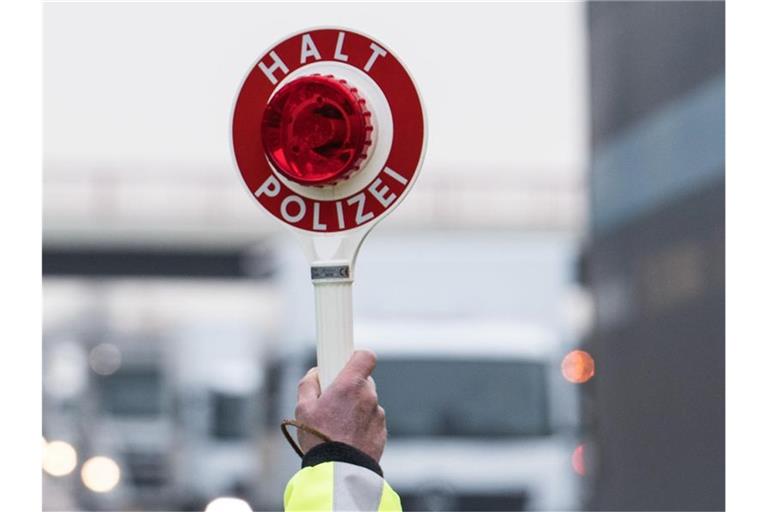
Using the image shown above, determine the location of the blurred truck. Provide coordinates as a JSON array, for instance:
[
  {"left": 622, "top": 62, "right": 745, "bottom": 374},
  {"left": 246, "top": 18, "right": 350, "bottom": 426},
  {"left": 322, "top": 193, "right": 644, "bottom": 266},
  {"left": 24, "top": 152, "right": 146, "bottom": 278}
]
[
  {"left": 79, "top": 323, "right": 264, "bottom": 511},
  {"left": 80, "top": 336, "right": 177, "bottom": 510},
  {"left": 170, "top": 322, "right": 264, "bottom": 510},
  {"left": 258, "top": 319, "right": 581, "bottom": 511}
]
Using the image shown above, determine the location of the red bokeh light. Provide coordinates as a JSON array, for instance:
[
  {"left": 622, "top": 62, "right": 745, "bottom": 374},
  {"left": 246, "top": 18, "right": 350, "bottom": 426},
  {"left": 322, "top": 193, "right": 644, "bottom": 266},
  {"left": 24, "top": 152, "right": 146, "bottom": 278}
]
[
  {"left": 261, "top": 75, "right": 372, "bottom": 186},
  {"left": 572, "top": 443, "right": 586, "bottom": 476},
  {"left": 561, "top": 349, "right": 595, "bottom": 384}
]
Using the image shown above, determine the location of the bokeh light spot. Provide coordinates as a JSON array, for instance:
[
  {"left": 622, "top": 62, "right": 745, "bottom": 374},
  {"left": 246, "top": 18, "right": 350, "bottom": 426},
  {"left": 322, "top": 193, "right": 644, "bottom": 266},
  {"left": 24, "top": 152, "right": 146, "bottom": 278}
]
[
  {"left": 205, "top": 497, "right": 253, "bottom": 512},
  {"left": 561, "top": 349, "right": 595, "bottom": 384},
  {"left": 88, "top": 343, "right": 122, "bottom": 375},
  {"left": 572, "top": 443, "right": 586, "bottom": 476},
  {"left": 81, "top": 456, "right": 120, "bottom": 493},
  {"left": 43, "top": 440, "right": 77, "bottom": 477}
]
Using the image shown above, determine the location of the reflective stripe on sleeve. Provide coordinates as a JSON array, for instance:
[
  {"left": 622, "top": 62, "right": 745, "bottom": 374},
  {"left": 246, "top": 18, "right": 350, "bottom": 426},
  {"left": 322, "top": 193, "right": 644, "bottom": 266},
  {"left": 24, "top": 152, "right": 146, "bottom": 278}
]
[
  {"left": 333, "top": 462, "right": 384, "bottom": 511},
  {"left": 284, "top": 461, "right": 402, "bottom": 512}
]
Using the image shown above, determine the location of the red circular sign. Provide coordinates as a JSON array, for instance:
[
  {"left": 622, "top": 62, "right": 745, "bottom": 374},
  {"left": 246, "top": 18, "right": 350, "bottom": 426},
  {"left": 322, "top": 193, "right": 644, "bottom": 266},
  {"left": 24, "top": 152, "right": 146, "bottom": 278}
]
[{"left": 232, "top": 28, "right": 426, "bottom": 233}]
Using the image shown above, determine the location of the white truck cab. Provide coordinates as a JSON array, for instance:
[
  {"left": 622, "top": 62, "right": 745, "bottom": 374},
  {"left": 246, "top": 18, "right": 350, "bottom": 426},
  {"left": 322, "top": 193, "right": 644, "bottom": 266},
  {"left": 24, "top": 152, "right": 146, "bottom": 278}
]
[{"left": 259, "top": 318, "right": 581, "bottom": 511}]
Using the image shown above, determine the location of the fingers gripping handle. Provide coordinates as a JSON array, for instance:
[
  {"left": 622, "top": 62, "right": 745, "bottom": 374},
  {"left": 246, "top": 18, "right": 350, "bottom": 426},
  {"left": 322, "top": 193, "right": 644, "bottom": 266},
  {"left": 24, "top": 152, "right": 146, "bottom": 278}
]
[{"left": 313, "top": 280, "right": 354, "bottom": 391}]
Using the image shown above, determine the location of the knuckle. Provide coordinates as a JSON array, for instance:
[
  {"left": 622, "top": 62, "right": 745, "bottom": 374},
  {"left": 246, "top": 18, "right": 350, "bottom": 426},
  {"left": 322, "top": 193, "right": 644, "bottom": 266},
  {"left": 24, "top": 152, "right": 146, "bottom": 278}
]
[
  {"left": 354, "top": 375, "right": 370, "bottom": 389},
  {"left": 361, "top": 382, "right": 379, "bottom": 402},
  {"left": 361, "top": 394, "right": 379, "bottom": 412},
  {"left": 340, "top": 376, "right": 367, "bottom": 394},
  {"left": 334, "top": 378, "right": 356, "bottom": 397}
]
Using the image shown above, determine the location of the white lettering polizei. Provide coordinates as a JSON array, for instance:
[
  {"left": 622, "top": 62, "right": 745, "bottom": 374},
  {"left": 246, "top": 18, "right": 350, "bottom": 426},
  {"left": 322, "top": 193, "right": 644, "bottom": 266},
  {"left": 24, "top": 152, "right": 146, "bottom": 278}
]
[
  {"left": 383, "top": 166, "right": 408, "bottom": 185},
  {"left": 363, "top": 43, "right": 387, "bottom": 72},
  {"left": 335, "top": 201, "right": 345, "bottom": 229},
  {"left": 258, "top": 51, "right": 289, "bottom": 85},
  {"left": 368, "top": 178, "right": 397, "bottom": 207},
  {"left": 312, "top": 202, "right": 327, "bottom": 231},
  {"left": 254, "top": 175, "right": 281, "bottom": 197},
  {"left": 334, "top": 32, "right": 349, "bottom": 62},
  {"left": 280, "top": 195, "right": 307, "bottom": 223},
  {"left": 300, "top": 34, "right": 322, "bottom": 64},
  {"left": 347, "top": 193, "right": 374, "bottom": 225}
]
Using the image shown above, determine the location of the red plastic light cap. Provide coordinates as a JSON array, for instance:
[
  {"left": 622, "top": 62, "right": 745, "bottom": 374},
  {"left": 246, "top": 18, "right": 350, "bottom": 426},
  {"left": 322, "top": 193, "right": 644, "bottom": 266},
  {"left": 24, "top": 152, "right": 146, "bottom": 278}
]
[{"left": 261, "top": 74, "right": 373, "bottom": 186}]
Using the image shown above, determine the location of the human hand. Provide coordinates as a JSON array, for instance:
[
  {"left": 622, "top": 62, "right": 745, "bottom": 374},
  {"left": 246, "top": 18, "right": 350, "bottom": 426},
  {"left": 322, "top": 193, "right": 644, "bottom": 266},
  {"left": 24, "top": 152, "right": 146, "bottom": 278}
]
[{"left": 294, "top": 350, "right": 387, "bottom": 462}]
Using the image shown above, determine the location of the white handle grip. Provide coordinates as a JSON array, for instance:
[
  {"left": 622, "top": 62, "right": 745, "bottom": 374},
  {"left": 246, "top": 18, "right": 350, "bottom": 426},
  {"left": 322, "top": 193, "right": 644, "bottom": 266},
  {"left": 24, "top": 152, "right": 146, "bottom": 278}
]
[{"left": 313, "top": 280, "right": 354, "bottom": 391}]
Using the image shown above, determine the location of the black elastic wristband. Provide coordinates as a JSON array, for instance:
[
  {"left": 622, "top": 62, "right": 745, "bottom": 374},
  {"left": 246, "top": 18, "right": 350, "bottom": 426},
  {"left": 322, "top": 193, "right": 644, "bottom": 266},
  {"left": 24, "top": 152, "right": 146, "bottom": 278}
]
[{"left": 302, "top": 441, "right": 383, "bottom": 477}]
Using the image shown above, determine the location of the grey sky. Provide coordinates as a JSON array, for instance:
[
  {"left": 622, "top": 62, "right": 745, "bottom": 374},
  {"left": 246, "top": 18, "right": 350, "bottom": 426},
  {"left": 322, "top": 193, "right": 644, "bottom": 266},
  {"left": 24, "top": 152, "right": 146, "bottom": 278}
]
[{"left": 44, "top": 2, "right": 588, "bottom": 176}]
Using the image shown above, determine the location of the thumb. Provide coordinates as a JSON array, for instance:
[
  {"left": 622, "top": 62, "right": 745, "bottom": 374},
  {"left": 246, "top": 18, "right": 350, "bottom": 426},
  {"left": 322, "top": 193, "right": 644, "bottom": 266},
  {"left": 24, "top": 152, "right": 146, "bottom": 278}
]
[{"left": 337, "top": 349, "right": 377, "bottom": 383}]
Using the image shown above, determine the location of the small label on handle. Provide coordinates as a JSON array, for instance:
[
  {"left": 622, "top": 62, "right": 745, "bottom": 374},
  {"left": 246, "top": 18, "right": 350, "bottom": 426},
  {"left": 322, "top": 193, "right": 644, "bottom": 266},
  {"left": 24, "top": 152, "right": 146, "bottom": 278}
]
[{"left": 311, "top": 265, "right": 351, "bottom": 281}]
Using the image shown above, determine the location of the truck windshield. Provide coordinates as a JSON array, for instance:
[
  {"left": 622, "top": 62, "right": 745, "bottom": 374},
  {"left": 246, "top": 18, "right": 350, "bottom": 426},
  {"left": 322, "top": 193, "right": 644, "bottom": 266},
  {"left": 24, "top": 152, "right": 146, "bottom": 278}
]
[
  {"left": 97, "top": 367, "right": 164, "bottom": 417},
  {"left": 375, "top": 358, "right": 550, "bottom": 438},
  {"left": 210, "top": 392, "right": 250, "bottom": 440}
]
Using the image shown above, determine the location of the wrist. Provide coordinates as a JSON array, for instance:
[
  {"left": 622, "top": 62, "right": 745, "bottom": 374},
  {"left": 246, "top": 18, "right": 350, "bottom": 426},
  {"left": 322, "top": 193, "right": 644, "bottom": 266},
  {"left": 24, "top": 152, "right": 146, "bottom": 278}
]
[{"left": 302, "top": 441, "right": 383, "bottom": 477}]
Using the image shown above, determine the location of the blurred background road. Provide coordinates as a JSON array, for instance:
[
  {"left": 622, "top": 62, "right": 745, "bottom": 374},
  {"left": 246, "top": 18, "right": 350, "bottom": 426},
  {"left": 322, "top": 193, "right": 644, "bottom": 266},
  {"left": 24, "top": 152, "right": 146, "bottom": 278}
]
[{"left": 42, "top": 2, "right": 724, "bottom": 511}]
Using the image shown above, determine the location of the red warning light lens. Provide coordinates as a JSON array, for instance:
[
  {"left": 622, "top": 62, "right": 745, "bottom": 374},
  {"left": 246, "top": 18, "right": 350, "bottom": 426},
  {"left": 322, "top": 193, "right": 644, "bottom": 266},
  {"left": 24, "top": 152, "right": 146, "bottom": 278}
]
[{"left": 261, "top": 75, "right": 372, "bottom": 186}]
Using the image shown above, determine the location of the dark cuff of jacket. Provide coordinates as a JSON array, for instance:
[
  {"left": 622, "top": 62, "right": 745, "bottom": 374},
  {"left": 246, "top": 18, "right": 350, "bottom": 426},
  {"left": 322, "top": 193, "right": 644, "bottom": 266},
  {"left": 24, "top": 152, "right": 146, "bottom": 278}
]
[{"left": 302, "top": 442, "right": 383, "bottom": 477}]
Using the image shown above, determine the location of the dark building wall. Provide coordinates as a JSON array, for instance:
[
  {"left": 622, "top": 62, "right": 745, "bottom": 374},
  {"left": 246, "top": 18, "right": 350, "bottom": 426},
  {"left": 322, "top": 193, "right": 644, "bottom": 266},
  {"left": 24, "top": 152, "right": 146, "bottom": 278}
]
[
  {"left": 585, "top": 2, "right": 724, "bottom": 510},
  {"left": 589, "top": 1, "right": 725, "bottom": 144}
]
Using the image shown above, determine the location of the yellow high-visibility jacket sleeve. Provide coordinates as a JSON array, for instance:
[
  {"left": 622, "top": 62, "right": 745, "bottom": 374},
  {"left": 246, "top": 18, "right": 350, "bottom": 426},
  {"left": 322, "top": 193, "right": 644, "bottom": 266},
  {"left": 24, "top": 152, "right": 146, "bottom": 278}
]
[{"left": 284, "top": 461, "right": 402, "bottom": 512}]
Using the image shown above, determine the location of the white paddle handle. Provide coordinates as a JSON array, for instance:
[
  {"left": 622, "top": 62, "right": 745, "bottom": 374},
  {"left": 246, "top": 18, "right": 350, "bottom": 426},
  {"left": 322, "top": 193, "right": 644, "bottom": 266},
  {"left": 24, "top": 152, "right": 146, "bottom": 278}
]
[{"left": 313, "top": 279, "right": 354, "bottom": 391}]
